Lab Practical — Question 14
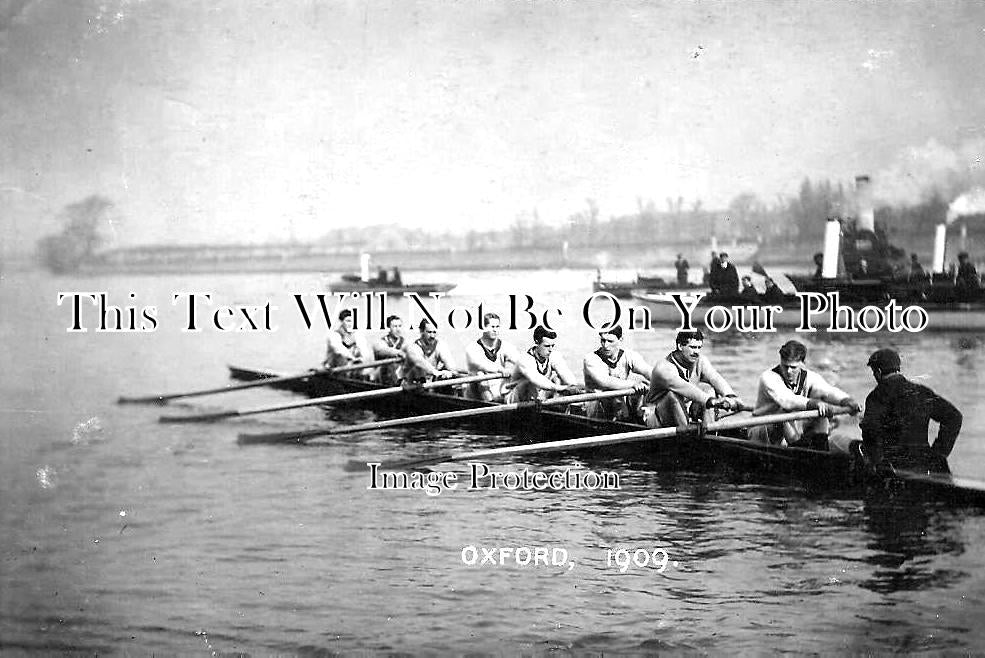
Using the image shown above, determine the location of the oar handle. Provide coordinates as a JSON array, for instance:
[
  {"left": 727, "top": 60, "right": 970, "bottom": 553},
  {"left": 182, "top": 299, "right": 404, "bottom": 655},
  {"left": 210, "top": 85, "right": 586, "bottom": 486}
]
[
  {"left": 236, "top": 386, "right": 639, "bottom": 444},
  {"left": 393, "top": 407, "right": 848, "bottom": 468}
]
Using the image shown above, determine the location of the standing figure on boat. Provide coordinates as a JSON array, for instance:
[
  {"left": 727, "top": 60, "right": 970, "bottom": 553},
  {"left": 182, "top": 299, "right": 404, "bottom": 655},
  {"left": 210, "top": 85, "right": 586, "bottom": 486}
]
[
  {"left": 749, "top": 340, "right": 860, "bottom": 451},
  {"left": 908, "top": 253, "right": 929, "bottom": 282},
  {"left": 674, "top": 253, "right": 690, "bottom": 286},
  {"left": 954, "top": 252, "right": 980, "bottom": 299},
  {"left": 402, "top": 319, "right": 460, "bottom": 383},
  {"left": 465, "top": 312, "right": 520, "bottom": 402},
  {"left": 372, "top": 314, "right": 407, "bottom": 384},
  {"left": 391, "top": 266, "right": 403, "bottom": 287},
  {"left": 703, "top": 251, "right": 718, "bottom": 285},
  {"left": 709, "top": 252, "right": 739, "bottom": 297},
  {"left": 860, "top": 348, "right": 961, "bottom": 475},
  {"left": 812, "top": 252, "right": 824, "bottom": 279},
  {"left": 502, "top": 325, "right": 580, "bottom": 403},
  {"left": 642, "top": 329, "right": 744, "bottom": 430},
  {"left": 582, "top": 325, "right": 651, "bottom": 422},
  {"left": 323, "top": 309, "right": 373, "bottom": 373}
]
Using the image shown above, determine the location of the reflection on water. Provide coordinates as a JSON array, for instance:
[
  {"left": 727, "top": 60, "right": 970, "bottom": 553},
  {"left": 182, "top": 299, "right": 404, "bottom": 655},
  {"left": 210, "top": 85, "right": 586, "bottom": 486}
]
[{"left": 2, "top": 269, "right": 985, "bottom": 653}]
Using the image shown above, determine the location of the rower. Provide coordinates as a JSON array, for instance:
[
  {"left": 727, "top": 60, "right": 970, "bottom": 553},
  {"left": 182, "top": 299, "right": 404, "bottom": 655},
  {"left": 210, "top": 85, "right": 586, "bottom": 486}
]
[
  {"left": 502, "top": 325, "right": 580, "bottom": 403},
  {"left": 372, "top": 314, "right": 406, "bottom": 384},
  {"left": 582, "top": 325, "right": 650, "bottom": 421},
  {"left": 642, "top": 329, "right": 744, "bottom": 429},
  {"left": 860, "top": 348, "right": 961, "bottom": 475},
  {"left": 749, "top": 340, "right": 860, "bottom": 450},
  {"left": 465, "top": 312, "right": 519, "bottom": 401},
  {"left": 323, "top": 309, "right": 372, "bottom": 374},
  {"left": 402, "top": 319, "right": 460, "bottom": 383}
]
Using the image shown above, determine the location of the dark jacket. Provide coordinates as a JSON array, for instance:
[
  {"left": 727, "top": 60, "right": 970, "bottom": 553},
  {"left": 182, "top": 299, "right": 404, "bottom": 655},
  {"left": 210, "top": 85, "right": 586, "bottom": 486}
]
[
  {"left": 709, "top": 262, "right": 739, "bottom": 297},
  {"left": 860, "top": 373, "right": 961, "bottom": 468}
]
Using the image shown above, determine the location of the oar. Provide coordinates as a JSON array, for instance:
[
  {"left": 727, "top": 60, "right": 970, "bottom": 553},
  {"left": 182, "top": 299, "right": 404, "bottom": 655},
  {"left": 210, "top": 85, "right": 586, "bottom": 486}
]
[
  {"left": 237, "top": 387, "right": 639, "bottom": 445},
  {"left": 387, "top": 408, "right": 848, "bottom": 468},
  {"left": 159, "top": 372, "right": 505, "bottom": 423},
  {"left": 118, "top": 357, "right": 403, "bottom": 405}
]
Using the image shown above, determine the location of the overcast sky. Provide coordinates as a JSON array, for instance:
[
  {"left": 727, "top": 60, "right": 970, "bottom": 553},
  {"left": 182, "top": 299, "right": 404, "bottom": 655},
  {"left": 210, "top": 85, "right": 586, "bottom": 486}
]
[{"left": 2, "top": 0, "right": 985, "bottom": 252}]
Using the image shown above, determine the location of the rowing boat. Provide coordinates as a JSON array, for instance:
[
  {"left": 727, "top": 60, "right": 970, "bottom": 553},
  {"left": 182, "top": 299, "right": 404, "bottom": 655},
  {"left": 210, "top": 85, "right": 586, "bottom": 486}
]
[{"left": 227, "top": 365, "right": 985, "bottom": 505}]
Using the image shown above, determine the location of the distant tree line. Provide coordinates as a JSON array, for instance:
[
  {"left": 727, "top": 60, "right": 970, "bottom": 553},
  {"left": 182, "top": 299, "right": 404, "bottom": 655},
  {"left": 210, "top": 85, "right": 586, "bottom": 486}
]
[{"left": 36, "top": 196, "right": 115, "bottom": 273}]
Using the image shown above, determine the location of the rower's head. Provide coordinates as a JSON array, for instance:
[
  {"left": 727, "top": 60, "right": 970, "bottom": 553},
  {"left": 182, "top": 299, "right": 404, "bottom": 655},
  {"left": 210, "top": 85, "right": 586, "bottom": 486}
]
[
  {"left": 867, "top": 348, "right": 901, "bottom": 382},
  {"left": 338, "top": 309, "right": 354, "bottom": 332},
  {"left": 741, "top": 275, "right": 753, "bottom": 287},
  {"left": 719, "top": 252, "right": 730, "bottom": 265},
  {"left": 532, "top": 325, "right": 558, "bottom": 358},
  {"left": 418, "top": 318, "right": 438, "bottom": 343},
  {"left": 481, "top": 312, "right": 501, "bottom": 340},
  {"left": 674, "top": 329, "right": 704, "bottom": 364},
  {"left": 777, "top": 340, "right": 808, "bottom": 386},
  {"left": 598, "top": 325, "right": 623, "bottom": 357},
  {"left": 959, "top": 251, "right": 970, "bottom": 262},
  {"left": 385, "top": 314, "right": 403, "bottom": 337}
]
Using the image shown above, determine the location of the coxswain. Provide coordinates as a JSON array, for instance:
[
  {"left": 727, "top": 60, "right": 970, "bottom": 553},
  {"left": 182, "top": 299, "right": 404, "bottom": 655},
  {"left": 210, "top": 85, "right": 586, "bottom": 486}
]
[
  {"left": 402, "top": 319, "right": 460, "bottom": 382},
  {"left": 502, "top": 325, "right": 580, "bottom": 403},
  {"left": 323, "top": 309, "right": 372, "bottom": 372},
  {"left": 860, "top": 348, "right": 961, "bottom": 475},
  {"left": 748, "top": 340, "right": 860, "bottom": 451},
  {"left": 372, "top": 314, "right": 406, "bottom": 384},
  {"left": 582, "top": 325, "right": 651, "bottom": 421},
  {"left": 674, "top": 253, "right": 690, "bottom": 286},
  {"left": 464, "top": 312, "right": 520, "bottom": 401},
  {"left": 642, "top": 329, "right": 744, "bottom": 429}
]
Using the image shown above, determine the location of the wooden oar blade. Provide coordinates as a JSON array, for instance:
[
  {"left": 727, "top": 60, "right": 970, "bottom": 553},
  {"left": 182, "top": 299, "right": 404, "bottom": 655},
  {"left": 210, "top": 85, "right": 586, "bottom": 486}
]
[
  {"left": 118, "top": 357, "right": 403, "bottom": 406},
  {"left": 236, "top": 427, "right": 325, "bottom": 445},
  {"left": 159, "top": 409, "right": 241, "bottom": 423}
]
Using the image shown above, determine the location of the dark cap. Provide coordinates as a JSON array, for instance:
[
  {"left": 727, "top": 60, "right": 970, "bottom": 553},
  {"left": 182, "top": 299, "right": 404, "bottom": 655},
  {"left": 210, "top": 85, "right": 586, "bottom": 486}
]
[{"left": 867, "top": 348, "right": 901, "bottom": 371}]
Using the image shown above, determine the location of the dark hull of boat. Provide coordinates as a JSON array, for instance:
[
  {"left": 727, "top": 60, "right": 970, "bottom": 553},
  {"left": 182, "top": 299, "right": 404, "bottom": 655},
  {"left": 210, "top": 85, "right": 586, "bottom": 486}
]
[
  {"left": 328, "top": 281, "right": 456, "bottom": 295},
  {"left": 593, "top": 279, "right": 704, "bottom": 299},
  {"left": 228, "top": 366, "right": 985, "bottom": 505}
]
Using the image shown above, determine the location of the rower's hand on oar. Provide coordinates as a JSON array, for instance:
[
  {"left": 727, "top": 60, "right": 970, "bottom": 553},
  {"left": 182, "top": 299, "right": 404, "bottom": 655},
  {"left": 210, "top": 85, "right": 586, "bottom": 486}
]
[
  {"left": 435, "top": 370, "right": 461, "bottom": 380},
  {"left": 631, "top": 380, "right": 649, "bottom": 394},
  {"left": 806, "top": 399, "right": 837, "bottom": 418},
  {"left": 838, "top": 397, "right": 862, "bottom": 415},
  {"left": 554, "top": 384, "right": 584, "bottom": 395}
]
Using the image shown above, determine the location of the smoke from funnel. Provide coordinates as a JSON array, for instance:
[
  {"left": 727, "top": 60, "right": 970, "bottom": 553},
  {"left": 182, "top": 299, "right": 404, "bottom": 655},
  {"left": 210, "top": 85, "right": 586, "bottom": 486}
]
[
  {"left": 873, "top": 137, "right": 985, "bottom": 207},
  {"left": 947, "top": 188, "right": 985, "bottom": 224}
]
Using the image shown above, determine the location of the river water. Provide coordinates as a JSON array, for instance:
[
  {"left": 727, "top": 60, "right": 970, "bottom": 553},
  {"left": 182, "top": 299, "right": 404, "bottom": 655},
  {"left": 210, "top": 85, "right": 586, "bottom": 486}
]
[{"left": 2, "top": 267, "right": 985, "bottom": 653}]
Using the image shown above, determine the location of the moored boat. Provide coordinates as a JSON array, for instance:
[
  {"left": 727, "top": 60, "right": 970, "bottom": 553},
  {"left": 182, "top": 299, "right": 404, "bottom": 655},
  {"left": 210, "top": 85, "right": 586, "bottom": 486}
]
[
  {"left": 629, "top": 289, "right": 985, "bottom": 332},
  {"left": 227, "top": 365, "right": 985, "bottom": 505},
  {"left": 328, "top": 276, "right": 457, "bottom": 295}
]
